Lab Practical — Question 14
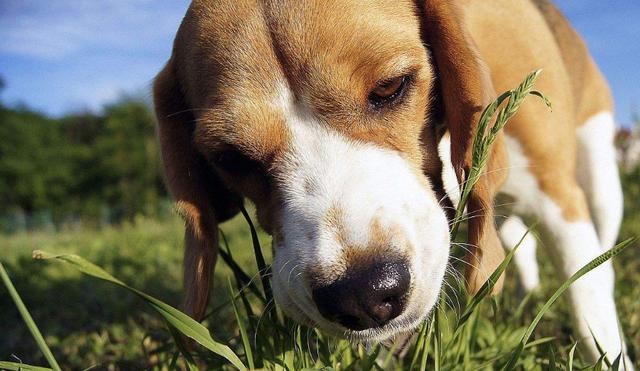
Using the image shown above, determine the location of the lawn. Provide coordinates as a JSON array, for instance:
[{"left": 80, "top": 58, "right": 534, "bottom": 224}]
[
  {"left": 0, "top": 213, "right": 272, "bottom": 369},
  {"left": 1, "top": 201, "right": 639, "bottom": 369},
  {"left": 1, "top": 75, "right": 639, "bottom": 369}
]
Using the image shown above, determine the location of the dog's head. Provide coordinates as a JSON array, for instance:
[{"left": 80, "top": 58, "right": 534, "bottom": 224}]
[{"left": 154, "top": 0, "right": 505, "bottom": 341}]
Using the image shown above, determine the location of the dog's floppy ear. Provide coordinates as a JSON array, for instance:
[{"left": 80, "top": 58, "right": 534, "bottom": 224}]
[
  {"left": 153, "top": 57, "right": 239, "bottom": 320},
  {"left": 419, "top": 1, "right": 506, "bottom": 294}
]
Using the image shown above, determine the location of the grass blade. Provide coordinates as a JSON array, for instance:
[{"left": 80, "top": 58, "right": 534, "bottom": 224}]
[
  {"left": 409, "top": 320, "right": 429, "bottom": 370},
  {"left": 32, "top": 250, "right": 247, "bottom": 370},
  {"left": 566, "top": 342, "right": 578, "bottom": 371},
  {"left": 168, "top": 351, "right": 180, "bottom": 371},
  {"left": 0, "top": 263, "right": 61, "bottom": 371},
  {"left": 451, "top": 69, "right": 550, "bottom": 238},
  {"left": 239, "top": 203, "right": 273, "bottom": 305},
  {"left": 381, "top": 338, "right": 400, "bottom": 369},
  {"left": 547, "top": 344, "right": 557, "bottom": 371},
  {"left": 166, "top": 324, "right": 199, "bottom": 371},
  {"left": 433, "top": 300, "right": 442, "bottom": 371},
  {"left": 589, "top": 325, "right": 613, "bottom": 368},
  {"left": 420, "top": 320, "right": 435, "bottom": 371},
  {"left": 228, "top": 278, "right": 255, "bottom": 369},
  {"left": 0, "top": 361, "right": 54, "bottom": 371},
  {"left": 218, "top": 243, "right": 266, "bottom": 303},
  {"left": 501, "top": 238, "right": 636, "bottom": 370},
  {"left": 611, "top": 352, "right": 622, "bottom": 371},
  {"left": 594, "top": 353, "right": 606, "bottom": 371},
  {"left": 453, "top": 227, "right": 532, "bottom": 340}
]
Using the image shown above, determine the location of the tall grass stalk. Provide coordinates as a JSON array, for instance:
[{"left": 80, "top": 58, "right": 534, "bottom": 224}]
[
  {"left": 31, "top": 250, "right": 247, "bottom": 370},
  {"left": 0, "top": 361, "right": 54, "bottom": 371},
  {"left": 450, "top": 69, "right": 551, "bottom": 238},
  {"left": 0, "top": 263, "right": 61, "bottom": 371}
]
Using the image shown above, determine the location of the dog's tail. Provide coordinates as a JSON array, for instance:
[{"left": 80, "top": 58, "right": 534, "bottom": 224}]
[{"left": 576, "top": 111, "right": 623, "bottom": 250}]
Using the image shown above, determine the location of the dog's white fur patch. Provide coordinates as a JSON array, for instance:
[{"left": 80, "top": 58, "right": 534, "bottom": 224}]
[
  {"left": 576, "top": 111, "right": 623, "bottom": 251},
  {"left": 501, "top": 133, "right": 629, "bottom": 365},
  {"left": 438, "top": 132, "right": 461, "bottom": 208},
  {"left": 270, "top": 84, "right": 450, "bottom": 340},
  {"left": 498, "top": 215, "right": 540, "bottom": 292}
]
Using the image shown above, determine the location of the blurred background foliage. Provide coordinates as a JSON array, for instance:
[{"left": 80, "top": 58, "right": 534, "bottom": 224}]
[{"left": 0, "top": 76, "right": 168, "bottom": 233}]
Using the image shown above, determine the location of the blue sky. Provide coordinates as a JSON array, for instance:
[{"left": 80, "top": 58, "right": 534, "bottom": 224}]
[{"left": 0, "top": 1, "right": 639, "bottom": 125}]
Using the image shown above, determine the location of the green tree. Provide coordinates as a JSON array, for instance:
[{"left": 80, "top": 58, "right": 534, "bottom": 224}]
[
  {"left": 94, "top": 98, "right": 165, "bottom": 220},
  {"left": 0, "top": 106, "right": 75, "bottom": 215},
  {"left": 0, "top": 93, "right": 167, "bottom": 230}
]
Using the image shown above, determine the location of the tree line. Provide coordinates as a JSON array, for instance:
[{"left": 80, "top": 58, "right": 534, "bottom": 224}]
[{"left": 0, "top": 87, "right": 168, "bottom": 232}]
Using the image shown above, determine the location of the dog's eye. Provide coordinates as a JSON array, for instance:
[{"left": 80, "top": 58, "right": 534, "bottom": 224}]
[
  {"left": 211, "top": 149, "right": 258, "bottom": 174},
  {"left": 368, "top": 75, "right": 410, "bottom": 109}
]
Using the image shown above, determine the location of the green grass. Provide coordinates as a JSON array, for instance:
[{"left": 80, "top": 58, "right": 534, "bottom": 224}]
[
  {"left": 0, "top": 214, "right": 270, "bottom": 369},
  {"left": 1, "top": 72, "right": 639, "bottom": 370},
  {"left": 2, "top": 209, "right": 640, "bottom": 369}
]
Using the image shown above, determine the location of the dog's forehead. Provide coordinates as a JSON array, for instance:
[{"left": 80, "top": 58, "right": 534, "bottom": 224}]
[
  {"left": 263, "top": 0, "right": 423, "bottom": 63},
  {"left": 183, "top": 0, "right": 424, "bottom": 97},
  {"left": 183, "top": 0, "right": 429, "bottom": 159}
]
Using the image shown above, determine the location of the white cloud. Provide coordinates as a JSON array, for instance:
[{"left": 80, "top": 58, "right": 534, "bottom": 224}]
[{"left": 0, "top": 0, "right": 188, "bottom": 59}]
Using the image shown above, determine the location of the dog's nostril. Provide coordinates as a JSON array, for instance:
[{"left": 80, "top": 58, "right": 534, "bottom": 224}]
[
  {"left": 370, "top": 301, "right": 394, "bottom": 324},
  {"left": 312, "top": 260, "right": 411, "bottom": 331}
]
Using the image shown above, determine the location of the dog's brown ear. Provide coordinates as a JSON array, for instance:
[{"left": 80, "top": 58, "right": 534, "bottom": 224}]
[
  {"left": 153, "top": 57, "right": 239, "bottom": 320},
  {"left": 419, "top": 1, "right": 506, "bottom": 294}
]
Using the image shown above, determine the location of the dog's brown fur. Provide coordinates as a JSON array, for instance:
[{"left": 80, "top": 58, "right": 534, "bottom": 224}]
[{"left": 154, "top": 0, "right": 610, "bottom": 322}]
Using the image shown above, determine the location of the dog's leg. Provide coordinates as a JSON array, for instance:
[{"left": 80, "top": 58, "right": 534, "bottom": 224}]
[
  {"left": 498, "top": 215, "right": 540, "bottom": 292},
  {"left": 502, "top": 134, "right": 630, "bottom": 368},
  {"left": 535, "top": 186, "right": 631, "bottom": 368},
  {"left": 576, "top": 111, "right": 623, "bottom": 250}
]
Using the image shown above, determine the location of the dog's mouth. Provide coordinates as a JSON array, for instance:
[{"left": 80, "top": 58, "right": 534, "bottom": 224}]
[{"left": 271, "top": 232, "right": 450, "bottom": 341}]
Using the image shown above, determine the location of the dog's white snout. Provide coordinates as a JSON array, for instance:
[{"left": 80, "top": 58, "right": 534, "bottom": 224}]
[{"left": 270, "top": 85, "right": 450, "bottom": 339}]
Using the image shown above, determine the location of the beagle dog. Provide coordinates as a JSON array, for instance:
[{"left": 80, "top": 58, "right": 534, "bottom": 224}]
[{"left": 153, "top": 0, "right": 630, "bottom": 365}]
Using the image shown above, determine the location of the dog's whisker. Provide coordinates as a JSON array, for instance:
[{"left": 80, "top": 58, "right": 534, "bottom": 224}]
[
  {"left": 440, "top": 283, "right": 459, "bottom": 313},
  {"left": 451, "top": 246, "right": 473, "bottom": 257},
  {"left": 166, "top": 107, "right": 220, "bottom": 118},
  {"left": 442, "top": 277, "right": 462, "bottom": 311},
  {"left": 448, "top": 254, "right": 482, "bottom": 271},
  {"left": 287, "top": 263, "right": 302, "bottom": 284},
  {"left": 278, "top": 259, "right": 294, "bottom": 275},
  {"left": 451, "top": 241, "right": 478, "bottom": 248},
  {"left": 450, "top": 242, "right": 477, "bottom": 255},
  {"left": 254, "top": 298, "right": 275, "bottom": 349}
]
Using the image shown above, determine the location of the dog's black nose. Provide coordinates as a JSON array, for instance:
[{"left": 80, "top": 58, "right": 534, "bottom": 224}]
[{"left": 312, "top": 260, "right": 410, "bottom": 330}]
